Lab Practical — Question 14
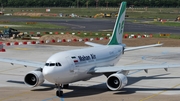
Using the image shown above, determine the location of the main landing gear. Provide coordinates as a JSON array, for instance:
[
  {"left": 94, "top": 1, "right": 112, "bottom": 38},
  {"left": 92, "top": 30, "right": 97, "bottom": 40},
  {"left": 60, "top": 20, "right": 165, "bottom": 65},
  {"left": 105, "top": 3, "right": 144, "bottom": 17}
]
[{"left": 55, "top": 84, "right": 69, "bottom": 97}]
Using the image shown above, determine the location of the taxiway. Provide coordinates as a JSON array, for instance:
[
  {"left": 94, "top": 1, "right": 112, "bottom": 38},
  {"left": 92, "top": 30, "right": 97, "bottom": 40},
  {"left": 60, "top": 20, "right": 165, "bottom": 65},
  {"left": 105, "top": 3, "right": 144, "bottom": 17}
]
[
  {"left": 2, "top": 16, "right": 180, "bottom": 34},
  {"left": 0, "top": 45, "right": 180, "bottom": 101}
]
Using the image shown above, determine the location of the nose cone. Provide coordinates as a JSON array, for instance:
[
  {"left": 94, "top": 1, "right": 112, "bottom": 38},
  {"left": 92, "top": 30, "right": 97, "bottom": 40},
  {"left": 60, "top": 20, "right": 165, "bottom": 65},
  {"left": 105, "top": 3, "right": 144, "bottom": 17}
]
[{"left": 43, "top": 66, "right": 55, "bottom": 83}]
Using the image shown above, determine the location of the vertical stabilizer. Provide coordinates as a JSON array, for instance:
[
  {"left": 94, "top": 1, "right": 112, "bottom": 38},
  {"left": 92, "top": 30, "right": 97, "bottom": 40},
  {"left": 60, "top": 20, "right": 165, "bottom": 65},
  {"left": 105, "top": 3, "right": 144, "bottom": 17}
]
[{"left": 108, "top": 2, "right": 126, "bottom": 45}]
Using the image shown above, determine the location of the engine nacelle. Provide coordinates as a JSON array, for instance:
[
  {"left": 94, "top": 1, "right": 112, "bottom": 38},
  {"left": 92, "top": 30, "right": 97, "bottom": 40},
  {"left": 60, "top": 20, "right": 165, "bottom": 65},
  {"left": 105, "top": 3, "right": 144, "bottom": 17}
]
[
  {"left": 106, "top": 73, "right": 128, "bottom": 91},
  {"left": 24, "top": 71, "right": 44, "bottom": 87}
]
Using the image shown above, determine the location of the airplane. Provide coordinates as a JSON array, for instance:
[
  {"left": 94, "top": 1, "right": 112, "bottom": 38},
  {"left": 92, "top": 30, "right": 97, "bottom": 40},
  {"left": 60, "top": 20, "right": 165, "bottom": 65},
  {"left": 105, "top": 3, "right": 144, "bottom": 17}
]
[{"left": 0, "top": 1, "right": 180, "bottom": 97}]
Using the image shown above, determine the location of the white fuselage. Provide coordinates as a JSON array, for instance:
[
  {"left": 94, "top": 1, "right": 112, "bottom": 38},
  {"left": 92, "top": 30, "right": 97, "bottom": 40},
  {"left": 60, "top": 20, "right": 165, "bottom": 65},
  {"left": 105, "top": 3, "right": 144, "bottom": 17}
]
[{"left": 43, "top": 45, "right": 123, "bottom": 84}]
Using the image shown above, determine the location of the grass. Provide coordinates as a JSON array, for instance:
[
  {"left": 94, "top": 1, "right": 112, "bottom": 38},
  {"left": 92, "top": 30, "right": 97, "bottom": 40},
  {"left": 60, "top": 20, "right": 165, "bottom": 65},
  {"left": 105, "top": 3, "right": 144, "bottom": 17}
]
[
  {"left": 132, "top": 20, "right": 180, "bottom": 27},
  {"left": 4, "top": 7, "right": 118, "bottom": 18},
  {"left": 1, "top": 7, "right": 180, "bottom": 39},
  {"left": 151, "top": 33, "right": 180, "bottom": 39},
  {"left": 0, "top": 22, "right": 67, "bottom": 31},
  {"left": 1, "top": 7, "right": 180, "bottom": 19},
  {"left": 43, "top": 32, "right": 180, "bottom": 40},
  {"left": 76, "top": 32, "right": 112, "bottom": 38},
  {"left": 149, "top": 21, "right": 180, "bottom": 27},
  {"left": 126, "top": 8, "right": 180, "bottom": 19},
  {"left": 56, "top": 31, "right": 112, "bottom": 38},
  {"left": 2, "top": 7, "right": 180, "bottom": 19},
  {"left": 123, "top": 32, "right": 180, "bottom": 39}
]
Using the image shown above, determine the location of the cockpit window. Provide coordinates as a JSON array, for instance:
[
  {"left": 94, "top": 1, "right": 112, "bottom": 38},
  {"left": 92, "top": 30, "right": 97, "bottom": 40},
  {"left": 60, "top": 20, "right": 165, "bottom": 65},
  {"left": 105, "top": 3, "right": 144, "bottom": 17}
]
[
  {"left": 56, "top": 62, "right": 62, "bottom": 66},
  {"left": 45, "top": 63, "right": 49, "bottom": 66},
  {"left": 45, "top": 62, "right": 62, "bottom": 66},
  {"left": 58, "top": 63, "right": 62, "bottom": 66},
  {"left": 50, "top": 63, "right": 55, "bottom": 66}
]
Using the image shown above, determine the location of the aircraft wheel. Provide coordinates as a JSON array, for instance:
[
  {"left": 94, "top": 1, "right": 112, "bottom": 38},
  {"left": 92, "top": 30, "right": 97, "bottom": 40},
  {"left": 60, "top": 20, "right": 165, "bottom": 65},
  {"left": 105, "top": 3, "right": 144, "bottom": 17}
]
[{"left": 56, "top": 90, "right": 63, "bottom": 97}]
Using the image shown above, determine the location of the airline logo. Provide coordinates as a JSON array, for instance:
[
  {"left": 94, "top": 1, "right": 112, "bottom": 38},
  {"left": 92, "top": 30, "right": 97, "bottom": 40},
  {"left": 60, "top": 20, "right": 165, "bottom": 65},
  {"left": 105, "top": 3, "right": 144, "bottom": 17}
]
[
  {"left": 71, "top": 54, "right": 96, "bottom": 63},
  {"left": 78, "top": 54, "right": 96, "bottom": 62},
  {"left": 118, "top": 20, "right": 124, "bottom": 35}
]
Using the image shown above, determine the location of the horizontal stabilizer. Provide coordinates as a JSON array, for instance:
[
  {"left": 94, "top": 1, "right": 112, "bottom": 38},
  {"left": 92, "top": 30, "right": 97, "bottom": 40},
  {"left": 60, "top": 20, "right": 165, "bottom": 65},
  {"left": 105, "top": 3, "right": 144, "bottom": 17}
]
[
  {"left": 125, "top": 43, "right": 163, "bottom": 52},
  {"left": 85, "top": 42, "right": 104, "bottom": 47}
]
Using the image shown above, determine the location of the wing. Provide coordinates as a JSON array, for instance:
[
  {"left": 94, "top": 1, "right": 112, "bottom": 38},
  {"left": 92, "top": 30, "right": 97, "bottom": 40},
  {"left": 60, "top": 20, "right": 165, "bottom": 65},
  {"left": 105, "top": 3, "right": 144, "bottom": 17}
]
[
  {"left": 88, "top": 64, "right": 180, "bottom": 74},
  {"left": 85, "top": 42, "right": 104, "bottom": 47},
  {"left": 0, "top": 57, "right": 44, "bottom": 68},
  {"left": 125, "top": 43, "right": 163, "bottom": 52}
]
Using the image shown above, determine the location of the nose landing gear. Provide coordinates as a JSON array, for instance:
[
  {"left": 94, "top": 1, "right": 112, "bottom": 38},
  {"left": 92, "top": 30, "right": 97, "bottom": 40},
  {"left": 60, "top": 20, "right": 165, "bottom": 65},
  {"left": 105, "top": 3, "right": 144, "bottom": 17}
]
[
  {"left": 56, "top": 84, "right": 63, "bottom": 97},
  {"left": 56, "top": 90, "right": 63, "bottom": 97},
  {"left": 55, "top": 84, "right": 69, "bottom": 97}
]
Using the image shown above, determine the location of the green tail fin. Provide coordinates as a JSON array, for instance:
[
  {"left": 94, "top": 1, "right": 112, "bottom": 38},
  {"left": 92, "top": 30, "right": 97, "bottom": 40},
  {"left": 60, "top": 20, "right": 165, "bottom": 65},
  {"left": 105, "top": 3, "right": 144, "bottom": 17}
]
[{"left": 108, "top": 2, "right": 126, "bottom": 45}]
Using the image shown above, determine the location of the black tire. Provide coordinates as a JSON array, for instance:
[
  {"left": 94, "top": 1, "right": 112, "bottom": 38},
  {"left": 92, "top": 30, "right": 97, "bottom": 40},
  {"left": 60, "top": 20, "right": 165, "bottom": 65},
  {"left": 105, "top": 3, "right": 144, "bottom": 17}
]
[{"left": 56, "top": 90, "right": 63, "bottom": 97}]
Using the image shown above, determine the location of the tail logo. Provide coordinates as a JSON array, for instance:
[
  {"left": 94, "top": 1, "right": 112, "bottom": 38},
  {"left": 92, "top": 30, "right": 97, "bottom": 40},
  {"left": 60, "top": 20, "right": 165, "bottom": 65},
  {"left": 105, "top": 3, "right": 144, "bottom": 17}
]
[
  {"left": 107, "top": 2, "right": 126, "bottom": 45},
  {"left": 119, "top": 20, "right": 124, "bottom": 35}
]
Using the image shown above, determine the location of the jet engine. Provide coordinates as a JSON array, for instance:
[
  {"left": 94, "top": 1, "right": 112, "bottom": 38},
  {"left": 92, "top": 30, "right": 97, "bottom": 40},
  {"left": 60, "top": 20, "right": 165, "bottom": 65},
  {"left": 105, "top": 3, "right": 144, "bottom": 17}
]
[
  {"left": 106, "top": 73, "right": 128, "bottom": 91},
  {"left": 24, "top": 71, "right": 44, "bottom": 87}
]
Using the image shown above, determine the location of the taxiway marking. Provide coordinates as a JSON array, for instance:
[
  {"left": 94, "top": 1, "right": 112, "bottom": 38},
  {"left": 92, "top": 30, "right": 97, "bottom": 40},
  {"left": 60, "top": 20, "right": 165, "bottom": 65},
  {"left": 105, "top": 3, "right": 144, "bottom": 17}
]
[
  {"left": 42, "top": 96, "right": 59, "bottom": 101},
  {"left": 42, "top": 96, "right": 64, "bottom": 101},
  {"left": 124, "top": 60, "right": 143, "bottom": 66},
  {"left": 14, "top": 48, "right": 30, "bottom": 50},
  {"left": 139, "top": 83, "right": 180, "bottom": 101},
  {"left": 0, "top": 67, "right": 23, "bottom": 73},
  {"left": 0, "top": 73, "right": 24, "bottom": 76},
  {"left": 0, "top": 91, "right": 31, "bottom": 101}
]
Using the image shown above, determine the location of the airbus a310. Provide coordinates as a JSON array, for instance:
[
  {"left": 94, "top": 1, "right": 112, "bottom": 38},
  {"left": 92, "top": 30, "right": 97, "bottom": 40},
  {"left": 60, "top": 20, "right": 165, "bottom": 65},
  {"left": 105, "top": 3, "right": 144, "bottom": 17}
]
[{"left": 0, "top": 2, "right": 180, "bottom": 97}]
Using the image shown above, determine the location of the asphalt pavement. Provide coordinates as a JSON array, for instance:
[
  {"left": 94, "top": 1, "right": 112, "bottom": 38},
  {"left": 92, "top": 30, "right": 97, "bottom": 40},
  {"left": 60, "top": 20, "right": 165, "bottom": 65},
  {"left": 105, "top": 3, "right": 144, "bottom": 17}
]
[
  {"left": 1, "top": 45, "right": 180, "bottom": 101},
  {"left": 1, "top": 16, "right": 180, "bottom": 34}
]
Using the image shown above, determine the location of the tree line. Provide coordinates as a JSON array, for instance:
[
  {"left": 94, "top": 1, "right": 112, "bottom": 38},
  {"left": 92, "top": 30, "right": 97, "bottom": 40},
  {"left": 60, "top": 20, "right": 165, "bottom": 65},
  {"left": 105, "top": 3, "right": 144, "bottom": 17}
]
[{"left": 1, "top": 0, "right": 180, "bottom": 7}]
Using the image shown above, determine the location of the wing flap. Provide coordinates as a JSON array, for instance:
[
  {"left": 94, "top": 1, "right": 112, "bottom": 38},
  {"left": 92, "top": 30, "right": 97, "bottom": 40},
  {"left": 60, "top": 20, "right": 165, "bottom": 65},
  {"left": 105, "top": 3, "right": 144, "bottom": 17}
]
[
  {"left": 88, "top": 64, "right": 180, "bottom": 74},
  {"left": 0, "top": 57, "right": 44, "bottom": 68}
]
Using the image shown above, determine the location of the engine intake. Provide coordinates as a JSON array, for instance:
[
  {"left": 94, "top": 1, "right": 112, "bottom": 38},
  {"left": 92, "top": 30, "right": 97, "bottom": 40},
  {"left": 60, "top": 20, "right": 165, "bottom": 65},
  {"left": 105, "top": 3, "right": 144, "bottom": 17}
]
[
  {"left": 24, "top": 71, "right": 44, "bottom": 87},
  {"left": 106, "top": 73, "right": 128, "bottom": 91}
]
